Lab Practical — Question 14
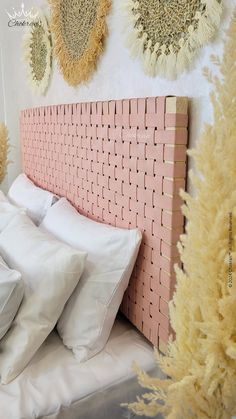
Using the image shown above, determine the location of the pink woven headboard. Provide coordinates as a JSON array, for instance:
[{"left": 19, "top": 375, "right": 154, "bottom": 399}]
[{"left": 20, "top": 96, "right": 188, "bottom": 352}]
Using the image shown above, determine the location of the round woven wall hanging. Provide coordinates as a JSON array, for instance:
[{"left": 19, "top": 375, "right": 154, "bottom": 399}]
[
  {"left": 123, "top": 0, "right": 223, "bottom": 79},
  {"left": 49, "top": 0, "right": 111, "bottom": 87},
  {"left": 23, "top": 11, "right": 52, "bottom": 95}
]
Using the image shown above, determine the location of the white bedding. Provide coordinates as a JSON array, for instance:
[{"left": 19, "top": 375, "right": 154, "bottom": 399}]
[{"left": 0, "top": 316, "right": 156, "bottom": 419}]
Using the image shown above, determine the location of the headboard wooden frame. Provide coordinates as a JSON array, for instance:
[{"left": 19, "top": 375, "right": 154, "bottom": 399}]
[{"left": 20, "top": 96, "right": 188, "bottom": 352}]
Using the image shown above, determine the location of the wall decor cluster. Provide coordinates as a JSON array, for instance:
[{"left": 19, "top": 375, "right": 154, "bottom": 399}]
[
  {"left": 49, "top": 0, "right": 111, "bottom": 87},
  {"left": 23, "top": 11, "right": 52, "bottom": 95},
  {"left": 123, "top": 0, "right": 223, "bottom": 79},
  {"left": 0, "top": 123, "right": 10, "bottom": 184}
]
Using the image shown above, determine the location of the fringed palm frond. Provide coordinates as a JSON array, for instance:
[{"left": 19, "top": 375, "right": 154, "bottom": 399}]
[
  {"left": 122, "top": 0, "right": 223, "bottom": 80},
  {"left": 49, "top": 0, "right": 111, "bottom": 87}
]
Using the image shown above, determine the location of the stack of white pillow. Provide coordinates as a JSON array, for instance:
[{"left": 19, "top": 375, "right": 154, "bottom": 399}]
[{"left": 0, "top": 174, "right": 142, "bottom": 384}]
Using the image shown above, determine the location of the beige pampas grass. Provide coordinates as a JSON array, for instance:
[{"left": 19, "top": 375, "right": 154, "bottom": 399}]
[
  {"left": 0, "top": 123, "right": 9, "bottom": 184},
  {"left": 125, "top": 8, "right": 236, "bottom": 419}
]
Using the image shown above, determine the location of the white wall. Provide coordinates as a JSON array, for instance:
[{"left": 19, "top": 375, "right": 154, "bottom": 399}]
[{"left": 0, "top": 0, "right": 235, "bottom": 191}]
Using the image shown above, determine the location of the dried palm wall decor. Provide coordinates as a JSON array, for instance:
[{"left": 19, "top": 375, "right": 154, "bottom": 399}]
[
  {"left": 23, "top": 11, "right": 52, "bottom": 95},
  {"left": 49, "top": 0, "right": 111, "bottom": 86},
  {"left": 123, "top": 0, "right": 223, "bottom": 79},
  {"left": 125, "top": 9, "right": 236, "bottom": 419},
  {"left": 0, "top": 123, "right": 9, "bottom": 184}
]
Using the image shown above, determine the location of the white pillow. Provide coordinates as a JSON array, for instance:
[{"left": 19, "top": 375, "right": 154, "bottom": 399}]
[
  {"left": 7, "top": 174, "right": 56, "bottom": 225},
  {"left": 0, "top": 191, "right": 25, "bottom": 232},
  {"left": 0, "top": 256, "right": 24, "bottom": 341},
  {"left": 0, "top": 213, "right": 87, "bottom": 384},
  {"left": 40, "top": 198, "right": 142, "bottom": 362},
  {"left": 0, "top": 191, "right": 9, "bottom": 203}
]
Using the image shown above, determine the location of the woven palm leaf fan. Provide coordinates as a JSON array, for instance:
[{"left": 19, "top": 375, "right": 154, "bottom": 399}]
[
  {"left": 49, "top": 0, "right": 111, "bottom": 87},
  {"left": 23, "top": 11, "right": 52, "bottom": 95},
  {"left": 123, "top": 0, "right": 223, "bottom": 79}
]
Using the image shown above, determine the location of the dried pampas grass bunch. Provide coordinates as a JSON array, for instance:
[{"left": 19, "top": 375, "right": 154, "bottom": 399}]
[
  {"left": 125, "top": 8, "right": 236, "bottom": 419},
  {"left": 0, "top": 123, "right": 10, "bottom": 184}
]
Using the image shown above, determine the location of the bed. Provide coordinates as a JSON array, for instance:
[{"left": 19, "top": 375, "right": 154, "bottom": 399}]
[
  {"left": 0, "top": 315, "right": 161, "bottom": 419},
  {"left": 0, "top": 95, "right": 188, "bottom": 419},
  {"left": 21, "top": 96, "right": 188, "bottom": 352}
]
